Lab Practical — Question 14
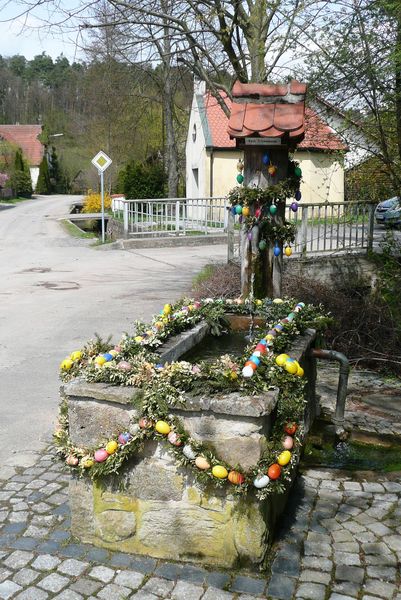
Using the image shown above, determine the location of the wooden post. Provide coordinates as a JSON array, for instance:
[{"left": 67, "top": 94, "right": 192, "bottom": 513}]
[{"left": 241, "top": 143, "right": 289, "bottom": 299}]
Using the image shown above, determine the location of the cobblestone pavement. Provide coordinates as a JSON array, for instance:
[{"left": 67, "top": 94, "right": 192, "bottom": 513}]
[
  {"left": 1, "top": 365, "right": 400, "bottom": 600},
  {"left": 0, "top": 449, "right": 400, "bottom": 600}
]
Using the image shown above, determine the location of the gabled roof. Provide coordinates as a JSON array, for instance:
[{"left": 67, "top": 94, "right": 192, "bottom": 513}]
[
  {"left": 199, "top": 92, "right": 347, "bottom": 152},
  {"left": 0, "top": 125, "right": 44, "bottom": 166}
]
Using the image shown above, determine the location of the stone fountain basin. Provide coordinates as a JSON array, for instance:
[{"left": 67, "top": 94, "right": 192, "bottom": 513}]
[{"left": 63, "top": 318, "right": 316, "bottom": 568}]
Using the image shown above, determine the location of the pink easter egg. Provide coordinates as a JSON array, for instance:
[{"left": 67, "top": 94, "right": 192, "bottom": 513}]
[
  {"left": 94, "top": 449, "right": 109, "bottom": 462},
  {"left": 167, "top": 431, "right": 182, "bottom": 446},
  {"left": 117, "top": 361, "right": 132, "bottom": 371},
  {"left": 283, "top": 436, "right": 294, "bottom": 450}
]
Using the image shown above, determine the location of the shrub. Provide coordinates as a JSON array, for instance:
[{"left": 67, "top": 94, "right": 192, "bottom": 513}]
[
  {"left": 82, "top": 190, "right": 111, "bottom": 213},
  {"left": 10, "top": 170, "right": 32, "bottom": 197},
  {"left": 118, "top": 159, "right": 167, "bottom": 199},
  {"left": 36, "top": 156, "right": 52, "bottom": 194}
]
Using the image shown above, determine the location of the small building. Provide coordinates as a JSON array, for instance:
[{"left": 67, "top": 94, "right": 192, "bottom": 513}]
[
  {"left": 0, "top": 124, "right": 44, "bottom": 190},
  {"left": 186, "top": 82, "right": 347, "bottom": 202}
]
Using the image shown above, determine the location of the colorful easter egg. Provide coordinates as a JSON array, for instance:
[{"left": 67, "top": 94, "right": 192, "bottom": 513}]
[
  {"left": 262, "top": 153, "right": 270, "bottom": 165},
  {"left": 106, "top": 440, "right": 118, "bottom": 454},
  {"left": 284, "top": 246, "right": 292, "bottom": 257},
  {"left": 294, "top": 166, "right": 302, "bottom": 177},
  {"left": 295, "top": 190, "right": 302, "bottom": 201},
  {"left": 163, "top": 304, "right": 172, "bottom": 315},
  {"left": 118, "top": 432, "right": 132, "bottom": 445},
  {"left": 155, "top": 421, "right": 171, "bottom": 435},
  {"left": 285, "top": 359, "right": 299, "bottom": 374},
  {"left": 139, "top": 417, "right": 154, "bottom": 429},
  {"left": 236, "top": 174, "right": 244, "bottom": 184},
  {"left": 296, "top": 366, "right": 304, "bottom": 377},
  {"left": 242, "top": 206, "right": 250, "bottom": 217},
  {"left": 283, "top": 436, "right": 294, "bottom": 450},
  {"left": 134, "top": 336, "right": 144, "bottom": 344},
  {"left": 275, "top": 354, "right": 290, "bottom": 367},
  {"left": 290, "top": 202, "right": 298, "bottom": 212},
  {"left": 167, "top": 431, "right": 182, "bottom": 446},
  {"left": 212, "top": 465, "right": 228, "bottom": 479},
  {"left": 267, "top": 463, "right": 282, "bottom": 480},
  {"left": 94, "top": 449, "right": 108, "bottom": 462},
  {"left": 129, "top": 423, "right": 140, "bottom": 435},
  {"left": 183, "top": 444, "right": 196, "bottom": 460},
  {"left": 109, "top": 349, "right": 118, "bottom": 357},
  {"left": 259, "top": 240, "right": 267, "bottom": 250},
  {"left": 95, "top": 355, "right": 106, "bottom": 366},
  {"left": 103, "top": 353, "right": 113, "bottom": 362},
  {"left": 66, "top": 455, "right": 78, "bottom": 466},
  {"left": 242, "top": 365, "right": 254, "bottom": 378},
  {"left": 278, "top": 450, "right": 292, "bottom": 466},
  {"left": 228, "top": 470, "right": 245, "bottom": 485},
  {"left": 235, "top": 204, "right": 243, "bottom": 214},
  {"left": 274, "top": 245, "right": 281, "bottom": 257},
  {"left": 117, "top": 361, "right": 131, "bottom": 371},
  {"left": 268, "top": 165, "right": 277, "bottom": 176},
  {"left": 195, "top": 456, "right": 210, "bottom": 470},
  {"left": 269, "top": 204, "right": 277, "bottom": 215},
  {"left": 60, "top": 359, "right": 73, "bottom": 371},
  {"left": 81, "top": 456, "right": 94, "bottom": 468},
  {"left": 273, "top": 298, "right": 283, "bottom": 304},
  {"left": 70, "top": 351, "right": 82, "bottom": 361},
  {"left": 253, "top": 474, "right": 270, "bottom": 488}
]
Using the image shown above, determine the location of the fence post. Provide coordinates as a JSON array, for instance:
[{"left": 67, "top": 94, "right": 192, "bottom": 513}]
[
  {"left": 367, "top": 203, "right": 375, "bottom": 252},
  {"left": 123, "top": 201, "right": 129, "bottom": 237},
  {"left": 227, "top": 209, "right": 234, "bottom": 263},
  {"left": 301, "top": 205, "right": 308, "bottom": 257},
  {"left": 175, "top": 200, "right": 180, "bottom": 236}
]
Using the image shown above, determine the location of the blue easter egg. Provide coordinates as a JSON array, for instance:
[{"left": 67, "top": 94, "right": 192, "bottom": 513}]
[
  {"left": 250, "top": 355, "right": 260, "bottom": 366},
  {"left": 262, "top": 153, "right": 270, "bottom": 165},
  {"left": 235, "top": 205, "right": 243, "bottom": 215},
  {"left": 274, "top": 246, "right": 281, "bottom": 256},
  {"left": 295, "top": 190, "right": 302, "bottom": 201},
  {"left": 231, "top": 206, "right": 236, "bottom": 216},
  {"left": 103, "top": 353, "right": 113, "bottom": 362},
  {"left": 290, "top": 202, "right": 298, "bottom": 212},
  {"left": 259, "top": 339, "right": 267, "bottom": 346}
]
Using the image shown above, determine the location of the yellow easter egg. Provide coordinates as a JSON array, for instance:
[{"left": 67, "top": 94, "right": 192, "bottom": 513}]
[
  {"left": 155, "top": 420, "right": 171, "bottom": 435},
  {"left": 134, "top": 336, "right": 144, "bottom": 343},
  {"left": 212, "top": 465, "right": 228, "bottom": 479},
  {"left": 70, "top": 351, "right": 82, "bottom": 361},
  {"left": 265, "top": 334, "right": 274, "bottom": 342},
  {"left": 278, "top": 450, "right": 291, "bottom": 466},
  {"left": 275, "top": 354, "right": 289, "bottom": 367},
  {"left": 163, "top": 304, "right": 171, "bottom": 315},
  {"left": 230, "top": 371, "right": 238, "bottom": 380},
  {"left": 242, "top": 207, "right": 250, "bottom": 217},
  {"left": 195, "top": 456, "right": 210, "bottom": 470},
  {"left": 95, "top": 355, "right": 106, "bottom": 366},
  {"left": 273, "top": 298, "right": 284, "bottom": 304},
  {"left": 255, "top": 299, "right": 262, "bottom": 306},
  {"left": 60, "top": 359, "right": 73, "bottom": 371},
  {"left": 155, "top": 321, "right": 163, "bottom": 329},
  {"left": 109, "top": 349, "right": 118, "bottom": 357},
  {"left": 285, "top": 359, "right": 298, "bottom": 374},
  {"left": 82, "top": 457, "right": 94, "bottom": 468},
  {"left": 296, "top": 366, "right": 304, "bottom": 377},
  {"left": 106, "top": 440, "right": 118, "bottom": 454},
  {"left": 284, "top": 246, "right": 292, "bottom": 257}
]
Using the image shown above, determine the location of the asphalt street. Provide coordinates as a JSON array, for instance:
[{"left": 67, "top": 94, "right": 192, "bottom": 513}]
[{"left": 0, "top": 195, "right": 226, "bottom": 468}]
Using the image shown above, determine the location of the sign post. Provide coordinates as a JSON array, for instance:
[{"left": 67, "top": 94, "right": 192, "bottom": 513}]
[{"left": 91, "top": 150, "right": 112, "bottom": 243}]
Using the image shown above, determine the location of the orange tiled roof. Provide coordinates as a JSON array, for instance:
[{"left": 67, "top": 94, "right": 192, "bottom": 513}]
[
  {"left": 0, "top": 125, "right": 44, "bottom": 166},
  {"left": 227, "top": 80, "right": 306, "bottom": 141},
  {"left": 203, "top": 92, "right": 346, "bottom": 151}
]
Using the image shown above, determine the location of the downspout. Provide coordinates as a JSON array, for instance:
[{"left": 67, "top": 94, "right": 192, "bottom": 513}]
[
  {"left": 209, "top": 149, "right": 214, "bottom": 197},
  {"left": 310, "top": 348, "right": 350, "bottom": 439}
]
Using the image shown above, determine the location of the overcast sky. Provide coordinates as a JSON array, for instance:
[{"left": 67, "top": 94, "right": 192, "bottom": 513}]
[{"left": 0, "top": 2, "right": 85, "bottom": 61}]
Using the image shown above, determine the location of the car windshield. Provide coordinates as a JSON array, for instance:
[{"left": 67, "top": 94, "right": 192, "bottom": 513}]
[{"left": 379, "top": 197, "right": 399, "bottom": 208}]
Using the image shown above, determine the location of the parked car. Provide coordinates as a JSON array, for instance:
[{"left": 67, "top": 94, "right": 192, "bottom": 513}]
[{"left": 375, "top": 196, "right": 401, "bottom": 227}]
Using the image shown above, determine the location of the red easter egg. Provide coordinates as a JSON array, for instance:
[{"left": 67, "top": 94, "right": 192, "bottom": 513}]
[
  {"left": 139, "top": 417, "right": 154, "bottom": 429},
  {"left": 267, "top": 463, "right": 282, "bottom": 480}
]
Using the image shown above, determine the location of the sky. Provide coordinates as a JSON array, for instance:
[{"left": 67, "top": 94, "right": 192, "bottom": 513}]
[{"left": 0, "top": 2, "right": 85, "bottom": 62}]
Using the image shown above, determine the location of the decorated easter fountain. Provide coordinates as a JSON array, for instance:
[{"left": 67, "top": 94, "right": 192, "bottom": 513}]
[{"left": 55, "top": 80, "right": 325, "bottom": 568}]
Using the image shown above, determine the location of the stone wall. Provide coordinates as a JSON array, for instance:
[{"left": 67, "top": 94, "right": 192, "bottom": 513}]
[
  {"left": 64, "top": 326, "right": 317, "bottom": 569},
  {"left": 284, "top": 254, "right": 376, "bottom": 289}
]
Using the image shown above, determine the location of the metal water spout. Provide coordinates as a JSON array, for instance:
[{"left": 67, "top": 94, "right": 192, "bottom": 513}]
[{"left": 310, "top": 348, "right": 350, "bottom": 439}]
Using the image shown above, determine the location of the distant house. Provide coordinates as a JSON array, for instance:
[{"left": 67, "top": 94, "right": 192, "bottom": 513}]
[
  {"left": 0, "top": 125, "right": 44, "bottom": 190},
  {"left": 186, "top": 82, "right": 348, "bottom": 203}
]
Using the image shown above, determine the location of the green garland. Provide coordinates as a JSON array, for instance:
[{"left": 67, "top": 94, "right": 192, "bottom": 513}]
[{"left": 55, "top": 297, "right": 330, "bottom": 499}]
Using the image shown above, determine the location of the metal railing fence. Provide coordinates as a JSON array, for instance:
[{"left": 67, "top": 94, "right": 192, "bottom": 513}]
[
  {"left": 112, "top": 197, "right": 228, "bottom": 237},
  {"left": 228, "top": 201, "right": 375, "bottom": 262}
]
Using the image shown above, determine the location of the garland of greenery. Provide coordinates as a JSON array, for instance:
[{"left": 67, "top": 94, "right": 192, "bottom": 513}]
[{"left": 55, "top": 297, "right": 330, "bottom": 499}]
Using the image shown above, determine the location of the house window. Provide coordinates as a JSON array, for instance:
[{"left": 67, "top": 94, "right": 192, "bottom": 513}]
[
  {"left": 192, "top": 168, "right": 199, "bottom": 195},
  {"left": 192, "top": 124, "right": 197, "bottom": 142}
]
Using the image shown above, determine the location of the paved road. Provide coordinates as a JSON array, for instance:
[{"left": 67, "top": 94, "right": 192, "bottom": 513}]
[{"left": 0, "top": 195, "right": 226, "bottom": 468}]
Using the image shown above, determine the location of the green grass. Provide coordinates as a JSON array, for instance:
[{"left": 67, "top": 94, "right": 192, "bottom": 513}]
[
  {"left": 0, "top": 196, "right": 33, "bottom": 204},
  {"left": 60, "top": 219, "right": 97, "bottom": 239}
]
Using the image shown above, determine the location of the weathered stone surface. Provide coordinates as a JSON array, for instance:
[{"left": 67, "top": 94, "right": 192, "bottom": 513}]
[
  {"left": 182, "top": 390, "right": 278, "bottom": 418},
  {"left": 69, "top": 479, "right": 95, "bottom": 541},
  {"left": 67, "top": 398, "right": 139, "bottom": 447},
  {"left": 123, "top": 460, "right": 184, "bottom": 502},
  {"left": 94, "top": 510, "right": 137, "bottom": 542},
  {"left": 63, "top": 378, "right": 139, "bottom": 405}
]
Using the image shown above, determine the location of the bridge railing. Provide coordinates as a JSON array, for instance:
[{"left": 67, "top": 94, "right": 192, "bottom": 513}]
[
  {"left": 112, "top": 197, "right": 228, "bottom": 236},
  {"left": 112, "top": 197, "right": 375, "bottom": 259}
]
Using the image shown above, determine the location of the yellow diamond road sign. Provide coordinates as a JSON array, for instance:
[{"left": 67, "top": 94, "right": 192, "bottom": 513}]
[{"left": 91, "top": 151, "right": 112, "bottom": 172}]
